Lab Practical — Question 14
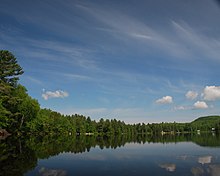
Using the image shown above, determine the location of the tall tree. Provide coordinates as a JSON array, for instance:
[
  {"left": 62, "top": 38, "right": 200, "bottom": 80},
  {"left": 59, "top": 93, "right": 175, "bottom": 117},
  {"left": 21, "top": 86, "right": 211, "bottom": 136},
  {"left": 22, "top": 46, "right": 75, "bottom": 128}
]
[
  {"left": 0, "top": 50, "right": 24, "bottom": 127},
  {"left": 0, "top": 50, "right": 35, "bottom": 132},
  {"left": 0, "top": 50, "right": 24, "bottom": 86}
]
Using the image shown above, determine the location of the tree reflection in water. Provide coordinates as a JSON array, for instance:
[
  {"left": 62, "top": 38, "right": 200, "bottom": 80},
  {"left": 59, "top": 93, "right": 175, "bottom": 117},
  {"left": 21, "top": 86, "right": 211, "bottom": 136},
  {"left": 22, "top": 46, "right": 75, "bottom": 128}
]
[
  {"left": 0, "top": 133, "right": 220, "bottom": 176},
  {"left": 0, "top": 137, "right": 37, "bottom": 176}
]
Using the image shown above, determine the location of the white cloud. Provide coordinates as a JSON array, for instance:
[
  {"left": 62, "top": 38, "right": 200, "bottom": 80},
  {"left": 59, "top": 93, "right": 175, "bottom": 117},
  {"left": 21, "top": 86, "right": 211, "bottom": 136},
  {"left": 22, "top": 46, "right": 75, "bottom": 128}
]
[
  {"left": 193, "top": 101, "right": 208, "bottom": 109},
  {"left": 42, "top": 90, "right": 69, "bottom": 100},
  {"left": 156, "top": 96, "right": 173, "bottom": 104},
  {"left": 203, "top": 86, "right": 220, "bottom": 101},
  {"left": 186, "top": 91, "right": 198, "bottom": 100}
]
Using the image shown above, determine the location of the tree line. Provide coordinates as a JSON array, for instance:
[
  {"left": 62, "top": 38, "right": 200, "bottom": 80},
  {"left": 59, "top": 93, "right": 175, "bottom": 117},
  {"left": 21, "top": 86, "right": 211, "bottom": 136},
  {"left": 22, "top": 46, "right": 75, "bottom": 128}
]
[{"left": 0, "top": 50, "right": 220, "bottom": 136}]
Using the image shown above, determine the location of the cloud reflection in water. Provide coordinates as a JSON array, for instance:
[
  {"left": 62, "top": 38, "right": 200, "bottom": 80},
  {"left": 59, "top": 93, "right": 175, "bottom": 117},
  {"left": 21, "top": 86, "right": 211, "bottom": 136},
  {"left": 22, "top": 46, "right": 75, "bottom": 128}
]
[
  {"left": 198, "top": 156, "right": 212, "bottom": 165},
  {"left": 159, "top": 163, "right": 176, "bottom": 172},
  {"left": 39, "top": 167, "right": 67, "bottom": 176},
  {"left": 191, "top": 167, "right": 204, "bottom": 176},
  {"left": 209, "top": 165, "right": 220, "bottom": 176}
]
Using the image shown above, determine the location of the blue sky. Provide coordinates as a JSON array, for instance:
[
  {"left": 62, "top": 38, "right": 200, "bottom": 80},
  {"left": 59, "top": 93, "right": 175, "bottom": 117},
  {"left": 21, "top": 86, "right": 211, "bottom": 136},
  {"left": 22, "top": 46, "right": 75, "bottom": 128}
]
[{"left": 1, "top": 0, "right": 220, "bottom": 123}]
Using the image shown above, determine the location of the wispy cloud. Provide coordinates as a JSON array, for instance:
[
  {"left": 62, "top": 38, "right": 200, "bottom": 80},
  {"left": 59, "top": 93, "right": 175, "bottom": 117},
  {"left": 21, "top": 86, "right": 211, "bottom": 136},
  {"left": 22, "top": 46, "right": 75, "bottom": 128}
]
[
  {"left": 130, "top": 33, "right": 153, "bottom": 40},
  {"left": 172, "top": 21, "right": 220, "bottom": 62},
  {"left": 174, "top": 106, "right": 188, "bottom": 111},
  {"left": 2, "top": 1, "right": 220, "bottom": 67},
  {"left": 76, "top": 4, "right": 184, "bottom": 57},
  {"left": 23, "top": 76, "right": 44, "bottom": 86},
  {"left": 60, "top": 73, "right": 91, "bottom": 81},
  {"left": 76, "top": 2, "right": 220, "bottom": 64},
  {"left": 0, "top": 31, "right": 99, "bottom": 70}
]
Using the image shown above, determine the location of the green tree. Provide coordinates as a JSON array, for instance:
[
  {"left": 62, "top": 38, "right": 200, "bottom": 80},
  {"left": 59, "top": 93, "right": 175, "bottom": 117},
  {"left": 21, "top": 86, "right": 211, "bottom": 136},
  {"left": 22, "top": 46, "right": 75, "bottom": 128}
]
[
  {"left": 8, "top": 85, "right": 40, "bottom": 132},
  {"left": 0, "top": 75, "right": 14, "bottom": 128},
  {"left": 0, "top": 100, "right": 10, "bottom": 128},
  {"left": 97, "top": 118, "right": 104, "bottom": 134},
  {"left": 86, "top": 117, "right": 96, "bottom": 133},
  {"left": 0, "top": 50, "right": 24, "bottom": 131},
  {"left": 0, "top": 50, "right": 24, "bottom": 86},
  {"left": 0, "top": 50, "right": 40, "bottom": 133}
]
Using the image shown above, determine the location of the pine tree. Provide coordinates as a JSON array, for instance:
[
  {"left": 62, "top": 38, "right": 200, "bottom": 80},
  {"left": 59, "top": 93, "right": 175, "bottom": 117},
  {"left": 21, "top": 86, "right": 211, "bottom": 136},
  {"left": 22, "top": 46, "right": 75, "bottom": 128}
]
[{"left": 0, "top": 50, "right": 24, "bottom": 86}]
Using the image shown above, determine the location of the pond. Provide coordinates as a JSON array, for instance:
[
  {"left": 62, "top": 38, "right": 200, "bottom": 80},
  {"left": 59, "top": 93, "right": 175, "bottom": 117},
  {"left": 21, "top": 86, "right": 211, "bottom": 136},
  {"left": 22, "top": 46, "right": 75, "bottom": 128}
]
[{"left": 1, "top": 133, "right": 220, "bottom": 176}]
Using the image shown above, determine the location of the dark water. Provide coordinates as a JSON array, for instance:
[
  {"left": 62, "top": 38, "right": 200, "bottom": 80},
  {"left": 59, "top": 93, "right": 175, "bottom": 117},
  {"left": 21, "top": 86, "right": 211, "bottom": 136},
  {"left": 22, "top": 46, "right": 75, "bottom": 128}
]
[{"left": 1, "top": 133, "right": 220, "bottom": 176}]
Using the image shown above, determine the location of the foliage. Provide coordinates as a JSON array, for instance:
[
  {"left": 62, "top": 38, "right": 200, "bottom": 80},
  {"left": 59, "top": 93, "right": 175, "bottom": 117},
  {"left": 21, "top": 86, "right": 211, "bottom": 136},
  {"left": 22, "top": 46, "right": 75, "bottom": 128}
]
[
  {"left": 0, "top": 50, "right": 40, "bottom": 133},
  {"left": 0, "top": 137, "right": 37, "bottom": 176},
  {"left": 191, "top": 115, "right": 220, "bottom": 131},
  {"left": 0, "top": 50, "right": 23, "bottom": 86}
]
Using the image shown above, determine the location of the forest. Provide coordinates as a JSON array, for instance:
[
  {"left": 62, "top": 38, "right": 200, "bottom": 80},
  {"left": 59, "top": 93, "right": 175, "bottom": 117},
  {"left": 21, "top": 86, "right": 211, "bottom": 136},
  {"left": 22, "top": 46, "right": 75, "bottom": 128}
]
[{"left": 1, "top": 50, "right": 220, "bottom": 136}]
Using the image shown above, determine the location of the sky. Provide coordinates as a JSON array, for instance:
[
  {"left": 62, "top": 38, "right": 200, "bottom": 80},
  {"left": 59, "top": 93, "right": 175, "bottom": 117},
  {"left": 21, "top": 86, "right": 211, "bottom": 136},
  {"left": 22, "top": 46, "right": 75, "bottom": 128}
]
[{"left": 1, "top": 0, "right": 220, "bottom": 123}]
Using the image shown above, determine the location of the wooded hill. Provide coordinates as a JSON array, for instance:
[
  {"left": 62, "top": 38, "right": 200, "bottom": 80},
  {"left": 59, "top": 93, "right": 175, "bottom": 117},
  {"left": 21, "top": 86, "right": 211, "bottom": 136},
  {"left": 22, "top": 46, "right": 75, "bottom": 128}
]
[
  {"left": 190, "top": 115, "right": 220, "bottom": 131},
  {"left": 192, "top": 115, "right": 220, "bottom": 124},
  {"left": 0, "top": 50, "right": 220, "bottom": 136}
]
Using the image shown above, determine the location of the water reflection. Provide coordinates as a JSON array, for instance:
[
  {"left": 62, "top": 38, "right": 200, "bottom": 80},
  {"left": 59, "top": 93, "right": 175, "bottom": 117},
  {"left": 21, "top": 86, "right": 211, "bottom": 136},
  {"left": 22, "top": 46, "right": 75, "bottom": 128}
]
[
  {"left": 191, "top": 164, "right": 220, "bottom": 176},
  {"left": 198, "top": 156, "right": 212, "bottom": 164},
  {"left": 191, "top": 167, "right": 204, "bottom": 176},
  {"left": 209, "top": 165, "right": 220, "bottom": 176},
  {"left": 0, "top": 133, "right": 220, "bottom": 176},
  {"left": 38, "top": 167, "right": 67, "bottom": 176},
  {"left": 190, "top": 156, "right": 215, "bottom": 176},
  {"left": 0, "top": 138, "right": 37, "bottom": 176},
  {"left": 159, "top": 163, "right": 176, "bottom": 172}
]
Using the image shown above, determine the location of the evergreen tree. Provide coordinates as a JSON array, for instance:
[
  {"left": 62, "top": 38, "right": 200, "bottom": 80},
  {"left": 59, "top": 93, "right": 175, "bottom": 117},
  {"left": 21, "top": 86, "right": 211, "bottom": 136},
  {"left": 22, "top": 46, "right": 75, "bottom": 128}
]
[
  {"left": 0, "top": 50, "right": 24, "bottom": 130},
  {"left": 0, "top": 50, "right": 24, "bottom": 86},
  {"left": 0, "top": 50, "right": 40, "bottom": 133}
]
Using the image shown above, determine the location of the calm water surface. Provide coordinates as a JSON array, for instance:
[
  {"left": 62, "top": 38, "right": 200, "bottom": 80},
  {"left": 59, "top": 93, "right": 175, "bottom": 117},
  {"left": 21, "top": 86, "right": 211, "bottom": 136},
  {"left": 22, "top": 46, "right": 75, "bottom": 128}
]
[{"left": 1, "top": 134, "right": 220, "bottom": 176}]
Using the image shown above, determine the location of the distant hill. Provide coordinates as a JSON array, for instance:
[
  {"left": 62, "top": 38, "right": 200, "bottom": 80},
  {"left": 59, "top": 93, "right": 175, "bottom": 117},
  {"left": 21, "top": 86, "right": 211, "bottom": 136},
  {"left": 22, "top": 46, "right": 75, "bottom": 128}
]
[
  {"left": 191, "top": 115, "right": 220, "bottom": 131},
  {"left": 192, "top": 115, "right": 220, "bottom": 123}
]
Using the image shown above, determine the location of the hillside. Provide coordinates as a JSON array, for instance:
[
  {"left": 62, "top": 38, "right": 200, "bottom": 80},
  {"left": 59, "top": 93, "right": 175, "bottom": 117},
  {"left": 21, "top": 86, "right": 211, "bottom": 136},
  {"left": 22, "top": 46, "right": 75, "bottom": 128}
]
[
  {"left": 190, "top": 115, "right": 220, "bottom": 131},
  {"left": 192, "top": 115, "right": 220, "bottom": 123}
]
